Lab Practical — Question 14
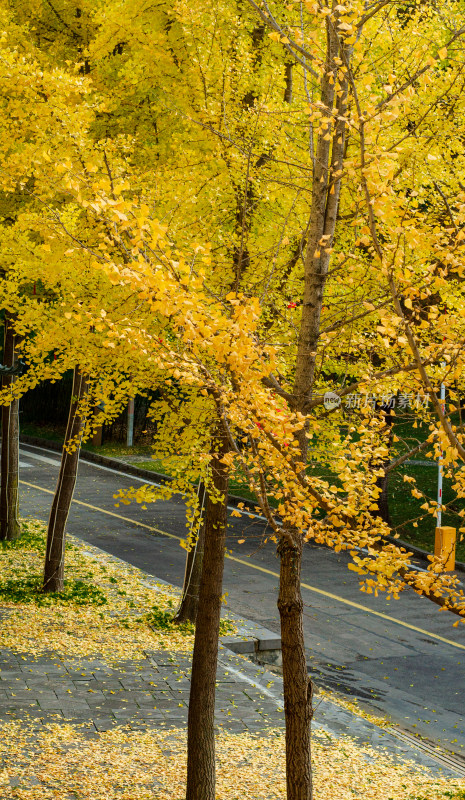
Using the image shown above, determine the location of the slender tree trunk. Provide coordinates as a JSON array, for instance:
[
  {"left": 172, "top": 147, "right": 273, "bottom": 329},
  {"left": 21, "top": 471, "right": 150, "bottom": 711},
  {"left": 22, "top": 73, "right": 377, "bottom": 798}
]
[
  {"left": 284, "top": 61, "right": 293, "bottom": 103},
  {"left": 278, "top": 533, "right": 313, "bottom": 800},
  {"left": 271, "top": 19, "right": 353, "bottom": 799},
  {"left": 174, "top": 481, "right": 206, "bottom": 625},
  {"left": 372, "top": 403, "right": 393, "bottom": 524},
  {"left": 186, "top": 427, "right": 229, "bottom": 800},
  {"left": 43, "top": 367, "right": 88, "bottom": 593},
  {"left": 0, "top": 313, "right": 20, "bottom": 541},
  {"left": 375, "top": 471, "right": 391, "bottom": 524},
  {"left": 277, "top": 426, "right": 314, "bottom": 800}
]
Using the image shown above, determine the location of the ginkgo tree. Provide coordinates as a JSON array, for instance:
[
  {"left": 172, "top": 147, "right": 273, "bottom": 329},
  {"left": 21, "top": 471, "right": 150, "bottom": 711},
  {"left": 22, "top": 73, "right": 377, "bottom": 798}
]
[
  {"left": 0, "top": 13, "right": 167, "bottom": 587},
  {"left": 40, "top": 171, "right": 465, "bottom": 800},
  {"left": 3, "top": 2, "right": 465, "bottom": 800},
  {"left": 0, "top": 6, "right": 96, "bottom": 543},
  {"left": 235, "top": 1, "right": 465, "bottom": 796}
]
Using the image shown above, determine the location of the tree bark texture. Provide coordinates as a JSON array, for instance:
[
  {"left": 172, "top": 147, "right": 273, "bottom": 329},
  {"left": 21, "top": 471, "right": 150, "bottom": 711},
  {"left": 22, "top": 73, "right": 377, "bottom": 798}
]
[
  {"left": 372, "top": 403, "right": 394, "bottom": 525},
  {"left": 278, "top": 21, "right": 351, "bottom": 800},
  {"left": 278, "top": 533, "right": 313, "bottom": 800},
  {"left": 293, "top": 25, "right": 349, "bottom": 412},
  {"left": 186, "top": 428, "right": 229, "bottom": 800},
  {"left": 375, "top": 471, "right": 391, "bottom": 525},
  {"left": 0, "top": 314, "right": 20, "bottom": 541},
  {"left": 43, "top": 367, "right": 88, "bottom": 593},
  {"left": 174, "top": 481, "right": 206, "bottom": 625}
]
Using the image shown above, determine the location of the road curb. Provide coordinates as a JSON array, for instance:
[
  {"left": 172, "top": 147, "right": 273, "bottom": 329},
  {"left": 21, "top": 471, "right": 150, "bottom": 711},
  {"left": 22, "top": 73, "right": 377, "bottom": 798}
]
[
  {"left": 79, "top": 539, "right": 282, "bottom": 666},
  {"left": 19, "top": 434, "right": 465, "bottom": 573},
  {"left": 19, "top": 434, "right": 257, "bottom": 514}
]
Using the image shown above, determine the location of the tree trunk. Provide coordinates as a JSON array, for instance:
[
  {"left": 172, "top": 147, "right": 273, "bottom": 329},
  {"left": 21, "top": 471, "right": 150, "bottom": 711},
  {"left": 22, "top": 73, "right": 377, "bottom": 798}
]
[
  {"left": 278, "top": 533, "right": 313, "bottom": 800},
  {"left": 0, "top": 314, "right": 20, "bottom": 541},
  {"left": 174, "top": 481, "right": 206, "bottom": 625},
  {"left": 43, "top": 367, "right": 88, "bottom": 593},
  {"left": 372, "top": 402, "right": 393, "bottom": 525},
  {"left": 186, "top": 427, "right": 229, "bottom": 800},
  {"left": 293, "top": 25, "right": 347, "bottom": 411},
  {"left": 375, "top": 471, "right": 391, "bottom": 525},
  {"left": 275, "top": 21, "right": 351, "bottom": 800}
]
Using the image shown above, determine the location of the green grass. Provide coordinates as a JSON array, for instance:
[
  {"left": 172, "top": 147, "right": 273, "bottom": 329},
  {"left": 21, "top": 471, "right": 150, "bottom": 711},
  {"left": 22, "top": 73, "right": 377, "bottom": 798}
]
[
  {"left": 0, "top": 519, "right": 77, "bottom": 553},
  {"left": 20, "top": 421, "right": 65, "bottom": 442},
  {"left": 0, "top": 520, "right": 106, "bottom": 605},
  {"left": 389, "top": 464, "right": 465, "bottom": 562},
  {"left": 146, "top": 599, "right": 236, "bottom": 637},
  {"left": 0, "top": 519, "right": 47, "bottom": 551},
  {"left": 21, "top": 422, "right": 154, "bottom": 458},
  {"left": 387, "top": 411, "right": 465, "bottom": 561},
  {"left": 84, "top": 441, "right": 153, "bottom": 458},
  {"left": 0, "top": 576, "right": 108, "bottom": 606}
]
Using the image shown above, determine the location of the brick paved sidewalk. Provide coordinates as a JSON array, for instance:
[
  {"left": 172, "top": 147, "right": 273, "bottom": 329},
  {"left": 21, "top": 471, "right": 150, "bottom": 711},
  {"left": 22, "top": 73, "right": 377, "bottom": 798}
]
[
  {"left": 0, "top": 645, "right": 285, "bottom": 736},
  {"left": 1, "top": 633, "right": 462, "bottom": 780},
  {"left": 1, "top": 541, "right": 463, "bottom": 787}
]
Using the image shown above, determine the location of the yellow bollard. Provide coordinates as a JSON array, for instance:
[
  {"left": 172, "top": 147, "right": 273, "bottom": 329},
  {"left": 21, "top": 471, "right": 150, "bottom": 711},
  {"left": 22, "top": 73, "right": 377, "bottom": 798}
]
[{"left": 434, "top": 526, "right": 456, "bottom": 571}]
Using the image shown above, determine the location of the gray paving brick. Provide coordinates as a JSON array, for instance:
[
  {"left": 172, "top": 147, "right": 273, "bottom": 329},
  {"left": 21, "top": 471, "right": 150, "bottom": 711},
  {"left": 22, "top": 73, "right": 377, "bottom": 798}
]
[
  {"left": 112, "top": 707, "right": 140, "bottom": 718},
  {"left": 93, "top": 719, "right": 118, "bottom": 731}
]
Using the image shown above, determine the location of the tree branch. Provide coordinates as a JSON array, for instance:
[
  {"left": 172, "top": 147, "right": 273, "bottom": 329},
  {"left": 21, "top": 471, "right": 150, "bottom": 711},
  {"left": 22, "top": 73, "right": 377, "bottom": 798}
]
[{"left": 244, "top": 0, "right": 320, "bottom": 80}]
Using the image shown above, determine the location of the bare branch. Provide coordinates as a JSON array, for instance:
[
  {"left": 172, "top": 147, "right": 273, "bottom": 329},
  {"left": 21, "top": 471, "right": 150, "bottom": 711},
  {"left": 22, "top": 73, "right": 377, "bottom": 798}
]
[
  {"left": 262, "top": 374, "right": 294, "bottom": 402},
  {"left": 244, "top": 0, "right": 320, "bottom": 80},
  {"left": 434, "top": 181, "right": 459, "bottom": 234},
  {"left": 385, "top": 438, "right": 433, "bottom": 473}
]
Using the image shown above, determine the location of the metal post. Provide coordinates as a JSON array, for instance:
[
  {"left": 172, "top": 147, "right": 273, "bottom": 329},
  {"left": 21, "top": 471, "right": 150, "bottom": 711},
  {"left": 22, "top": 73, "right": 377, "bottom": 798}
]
[
  {"left": 437, "top": 378, "right": 446, "bottom": 527},
  {"left": 127, "top": 397, "right": 135, "bottom": 448}
]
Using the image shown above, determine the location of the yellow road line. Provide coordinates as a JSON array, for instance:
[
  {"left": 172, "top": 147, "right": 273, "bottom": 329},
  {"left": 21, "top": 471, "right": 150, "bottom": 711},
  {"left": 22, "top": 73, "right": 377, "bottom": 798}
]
[
  {"left": 20, "top": 481, "right": 183, "bottom": 542},
  {"left": 21, "top": 479, "right": 465, "bottom": 651},
  {"left": 227, "top": 554, "right": 465, "bottom": 650}
]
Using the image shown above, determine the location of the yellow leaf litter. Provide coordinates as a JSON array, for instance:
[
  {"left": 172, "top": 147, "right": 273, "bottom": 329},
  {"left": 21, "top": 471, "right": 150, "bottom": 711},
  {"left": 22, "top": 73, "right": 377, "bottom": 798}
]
[
  {"left": 0, "top": 721, "right": 463, "bottom": 800},
  {"left": 0, "top": 519, "right": 194, "bottom": 659},
  {"left": 1, "top": 520, "right": 464, "bottom": 799}
]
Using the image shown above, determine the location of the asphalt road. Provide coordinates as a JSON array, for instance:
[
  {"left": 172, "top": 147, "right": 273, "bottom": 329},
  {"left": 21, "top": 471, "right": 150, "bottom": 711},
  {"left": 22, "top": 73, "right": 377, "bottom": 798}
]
[{"left": 18, "top": 443, "right": 465, "bottom": 758}]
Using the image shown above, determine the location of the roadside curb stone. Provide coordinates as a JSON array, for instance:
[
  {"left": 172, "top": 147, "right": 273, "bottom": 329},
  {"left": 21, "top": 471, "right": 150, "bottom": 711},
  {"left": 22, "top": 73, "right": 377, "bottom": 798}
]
[{"left": 19, "top": 434, "right": 465, "bottom": 573}]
